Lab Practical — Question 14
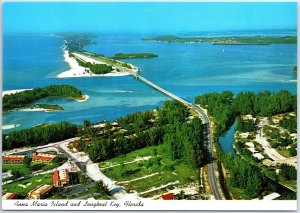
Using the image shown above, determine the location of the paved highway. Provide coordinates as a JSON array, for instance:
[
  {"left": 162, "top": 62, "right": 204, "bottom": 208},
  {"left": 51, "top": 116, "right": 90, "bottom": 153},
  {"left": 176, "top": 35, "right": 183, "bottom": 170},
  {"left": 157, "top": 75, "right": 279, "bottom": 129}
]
[{"left": 132, "top": 72, "right": 222, "bottom": 200}]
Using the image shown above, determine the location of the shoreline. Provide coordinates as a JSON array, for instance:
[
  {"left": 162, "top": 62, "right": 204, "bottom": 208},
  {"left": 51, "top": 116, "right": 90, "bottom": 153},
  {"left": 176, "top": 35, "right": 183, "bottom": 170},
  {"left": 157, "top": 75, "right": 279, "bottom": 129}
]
[
  {"left": 75, "top": 94, "right": 90, "bottom": 102},
  {"left": 2, "top": 124, "right": 21, "bottom": 130},
  {"left": 18, "top": 107, "right": 58, "bottom": 112},
  {"left": 2, "top": 89, "right": 33, "bottom": 97},
  {"left": 57, "top": 50, "right": 131, "bottom": 78}
]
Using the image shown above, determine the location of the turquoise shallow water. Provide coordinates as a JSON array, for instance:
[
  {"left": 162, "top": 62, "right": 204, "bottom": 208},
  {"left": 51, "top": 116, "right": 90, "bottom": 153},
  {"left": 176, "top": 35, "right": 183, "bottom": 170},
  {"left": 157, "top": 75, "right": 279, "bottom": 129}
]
[{"left": 2, "top": 31, "right": 297, "bottom": 135}]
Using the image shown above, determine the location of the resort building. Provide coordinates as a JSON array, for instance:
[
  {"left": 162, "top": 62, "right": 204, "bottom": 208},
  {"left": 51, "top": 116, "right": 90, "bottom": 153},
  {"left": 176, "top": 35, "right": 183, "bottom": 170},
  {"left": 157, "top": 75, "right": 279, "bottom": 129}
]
[
  {"left": 2, "top": 155, "right": 25, "bottom": 164},
  {"left": 31, "top": 153, "right": 56, "bottom": 164},
  {"left": 27, "top": 184, "right": 53, "bottom": 199},
  {"left": 53, "top": 169, "right": 70, "bottom": 187},
  {"left": 2, "top": 192, "right": 16, "bottom": 200}
]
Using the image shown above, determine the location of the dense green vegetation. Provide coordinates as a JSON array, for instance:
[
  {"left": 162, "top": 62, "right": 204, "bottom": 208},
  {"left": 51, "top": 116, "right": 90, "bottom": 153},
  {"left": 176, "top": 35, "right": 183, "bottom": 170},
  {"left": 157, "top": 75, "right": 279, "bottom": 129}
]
[
  {"left": 75, "top": 51, "right": 139, "bottom": 72},
  {"left": 195, "top": 91, "right": 235, "bottom": 136},
  {"left": 235, "top": 117, "right": 256, "bottom": 132},
  {"left": 62, "top": 33, "right": 95, "bottom": 52},
  {"left": 35, "top": 104, "right": 64, "bottom": 111},
  {"left": 195, "top": 90, "right": 297, "bottom": 199},
  {"left": 293, "top": 66, "right": 297, "bottom": 72},
  {"left": 143, "top": 35, "right": 297, "bottom": 45},
  {"left": 195, "top": 90, "right": 296, "bottom": 136},
  {"left": 223, "top": 154, "right": 265, "bottom": 198},
  {"left": 74, "top": 57, "right": 113, "bottom": 74},
  {"left": 3, "top": 85, "right": 83, "bottom": 111},
  {"left": 279, "top": 164, "right": 297, "bottom": 180},
  {"left": 85, "top": 100, "right": 206, "bottom": 168},
  {"left": 117, "top": 111, "right": 154, "bottom": 133},
  {"left": 279, "top": 116, "right": 297, "bottom": 133},
  {"left": 232, "top": 90, "right": 296, "bottom": 116},
  {"left": 112, "top": 53, "right": 158, "bottom": 59},
  {"left": 3, "top": 122, "right": 78, "bottom": 150}
]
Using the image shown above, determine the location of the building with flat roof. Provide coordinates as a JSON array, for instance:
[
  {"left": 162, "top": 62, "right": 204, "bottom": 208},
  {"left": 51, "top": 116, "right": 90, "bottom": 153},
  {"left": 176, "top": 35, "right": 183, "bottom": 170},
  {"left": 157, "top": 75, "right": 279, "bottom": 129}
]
[
  {"left": 2, "top": 155, "right": 25, "bottom": 164},
  {"left": 27, "top": 184, "right": 53, "bottom": 200},
  {"left": 32, "top": 153, "right": 56, "bottom": 164},
  {"left": 53, "top": 169, "right": 70, "bottom": 187}
]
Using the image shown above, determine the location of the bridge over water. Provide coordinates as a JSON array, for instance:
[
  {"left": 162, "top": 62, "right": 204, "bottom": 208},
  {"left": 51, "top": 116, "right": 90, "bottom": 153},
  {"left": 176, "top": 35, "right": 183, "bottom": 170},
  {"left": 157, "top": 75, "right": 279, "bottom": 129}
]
[{"left": 73, "top": 53, "right": 222, "bottom": 200}]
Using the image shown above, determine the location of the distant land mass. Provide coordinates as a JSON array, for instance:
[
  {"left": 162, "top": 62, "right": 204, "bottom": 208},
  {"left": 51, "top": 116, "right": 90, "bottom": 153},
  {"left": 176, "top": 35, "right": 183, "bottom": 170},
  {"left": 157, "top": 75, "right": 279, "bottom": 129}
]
[
  {"left": 112, "top": 53, "right": 158, "bottom": 59},
  {"left": 143, "top": 35, "right": 297, "bottom": 45}
]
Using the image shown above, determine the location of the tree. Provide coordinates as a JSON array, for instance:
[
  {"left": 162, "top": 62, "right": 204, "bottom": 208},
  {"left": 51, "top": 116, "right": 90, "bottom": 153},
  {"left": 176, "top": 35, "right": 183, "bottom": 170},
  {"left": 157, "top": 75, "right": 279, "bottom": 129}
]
[
  {"left": 12, "top": 170, "right": 22, "bottom": 179},
  {"left": 279, "top": 164, "right": 297, "bottom": 180},
  {"left": 3, "top": 85, "right": 83, "bottom": 111},
  {"left": 96, "top": 180, "right": 110, "bottom": 195},
  {"left": 23, "top": 156, "right": 32, "bottom": 168},
  {"left": 4, "top": 122, "right": 78, "bottom": 150}
]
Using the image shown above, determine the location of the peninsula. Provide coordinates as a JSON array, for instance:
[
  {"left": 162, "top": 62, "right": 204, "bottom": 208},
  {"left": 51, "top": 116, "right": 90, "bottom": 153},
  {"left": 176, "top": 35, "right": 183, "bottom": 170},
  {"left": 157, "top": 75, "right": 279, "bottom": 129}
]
[
  {"left": 143, "top": 35, "right": 297, "bottom": 45},
  {"left": 56, "top": 34, "right": 141, "bottom": 78},
  {"left": 57, "top": 50, "right": 139, "bottom": 78}
]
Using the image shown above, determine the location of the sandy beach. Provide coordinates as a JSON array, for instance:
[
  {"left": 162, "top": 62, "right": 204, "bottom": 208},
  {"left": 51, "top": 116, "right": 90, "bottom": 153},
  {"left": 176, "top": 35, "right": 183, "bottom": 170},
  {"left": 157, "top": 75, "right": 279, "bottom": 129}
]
[
  {"left": 57, "top": 50, "right": 130, "bottom": 78},
  {"left": 2, "top": 89, "right": 33, "bottom": 97},
  {"left": 2, "top": 124, "right": 21, "bottom": 130},
  {"left": 76, "top": 94, "right": 90, "bottom": 102},
  {"left": 19, "top": 108, "right": 49, "bottom": 112}
]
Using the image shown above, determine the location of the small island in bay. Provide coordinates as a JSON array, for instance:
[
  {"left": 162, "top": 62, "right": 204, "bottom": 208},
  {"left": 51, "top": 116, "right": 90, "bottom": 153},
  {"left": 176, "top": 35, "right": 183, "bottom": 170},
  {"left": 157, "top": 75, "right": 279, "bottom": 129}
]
[
  {"left": 3, "top": 85, "right": 86, "bottom": 111},
  {"left": 33, "top": 104, "right": 64, "bottom": 111},
  {"left": 143, "top": 35, "right": 297, "bottom": 45},
  {"left": 112, "top": 53, "right": 158, "bottom": 59}
]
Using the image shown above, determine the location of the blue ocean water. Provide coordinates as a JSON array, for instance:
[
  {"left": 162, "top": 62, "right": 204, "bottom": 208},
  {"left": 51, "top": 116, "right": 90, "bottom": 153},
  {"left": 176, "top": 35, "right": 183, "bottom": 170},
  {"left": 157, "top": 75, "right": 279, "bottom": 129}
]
[{"left": 2, "top": 31, "right": 297, "bottom": 135}]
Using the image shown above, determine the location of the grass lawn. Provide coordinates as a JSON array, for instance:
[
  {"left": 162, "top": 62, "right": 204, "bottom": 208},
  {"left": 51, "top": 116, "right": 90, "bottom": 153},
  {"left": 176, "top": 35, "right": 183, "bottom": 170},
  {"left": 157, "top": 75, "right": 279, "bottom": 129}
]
[
  {"left": 2, "top": 164, "right": 32, "bottom": 176},
  {"left": 126, "top": 172, "right": 178, "bottom": 193},
  {"left": 41, "top": 162, "right": 64, "bottom": 171},
  {"left": 276, "top": 147, "right": 291, "bottom": 158},
  {"left": 278, "top": 178, "right": 297, "bottom": 191},
  {"left": 99, "top": 146, "right": 156, "bottom": 168},
  {"left": 100, "top": 145, "right": 198, "bottom": 197},
  {"left": 228, "top": 185, "right": 254, "bottom": 200},
  {"left": 2, "top": 173, "right": 52, "bottom": 196}
]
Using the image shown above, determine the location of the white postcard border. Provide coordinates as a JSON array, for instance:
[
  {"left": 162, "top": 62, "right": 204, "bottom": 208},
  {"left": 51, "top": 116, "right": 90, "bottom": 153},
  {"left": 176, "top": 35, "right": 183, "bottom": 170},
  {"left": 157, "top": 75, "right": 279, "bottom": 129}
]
[{"left": 1, "top": 200, "right": 298, "bottom": 211}]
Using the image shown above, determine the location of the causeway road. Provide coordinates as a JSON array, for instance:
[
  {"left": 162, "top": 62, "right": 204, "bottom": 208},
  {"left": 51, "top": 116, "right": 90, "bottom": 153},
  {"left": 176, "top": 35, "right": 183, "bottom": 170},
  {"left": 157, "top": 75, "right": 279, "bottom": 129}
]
[{"left": 131, "top": 72, "right": 222, "bottom": 200}]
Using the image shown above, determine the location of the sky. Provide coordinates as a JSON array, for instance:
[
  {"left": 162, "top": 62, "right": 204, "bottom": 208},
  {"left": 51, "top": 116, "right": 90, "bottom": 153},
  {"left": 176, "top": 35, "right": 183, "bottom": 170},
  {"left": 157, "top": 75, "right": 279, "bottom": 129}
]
[{"left": 3, "top": 2, "right": 297, "bottom": 33}]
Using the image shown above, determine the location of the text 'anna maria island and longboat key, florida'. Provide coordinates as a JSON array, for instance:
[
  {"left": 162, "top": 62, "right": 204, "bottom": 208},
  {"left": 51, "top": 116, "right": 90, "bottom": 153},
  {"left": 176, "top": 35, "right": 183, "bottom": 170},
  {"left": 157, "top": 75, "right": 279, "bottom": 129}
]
[{"left": 1, "top": 3, "right": 297, "bottom": 205}]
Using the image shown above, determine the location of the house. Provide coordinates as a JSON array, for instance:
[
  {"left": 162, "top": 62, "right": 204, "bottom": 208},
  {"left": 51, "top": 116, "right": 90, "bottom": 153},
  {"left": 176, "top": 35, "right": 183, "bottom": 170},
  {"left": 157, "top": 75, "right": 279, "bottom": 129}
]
[
  {"left": 2, "top": 192, "right": 16, "bottom": 200},
  {"left": 27, "top": 184, "right": 53, "bottom": 199},
  {"left": 161, "top": 193, "right": 174, "bottom": 200},
  {"left": 2, "top": 155, "right": 25, "bottom": 164},
  {"left": 32, "top": 153, "right": 56, "bottom": 164},
  {"left": 53, "top": 169, "right": 70, "bottom": 187}
]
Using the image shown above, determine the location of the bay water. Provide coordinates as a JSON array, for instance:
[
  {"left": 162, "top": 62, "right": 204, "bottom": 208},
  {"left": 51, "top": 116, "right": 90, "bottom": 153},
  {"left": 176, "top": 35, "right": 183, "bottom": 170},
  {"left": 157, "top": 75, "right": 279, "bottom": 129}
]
[{"left": 3, "top": 30, "right": 297, "bottom": 148}]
